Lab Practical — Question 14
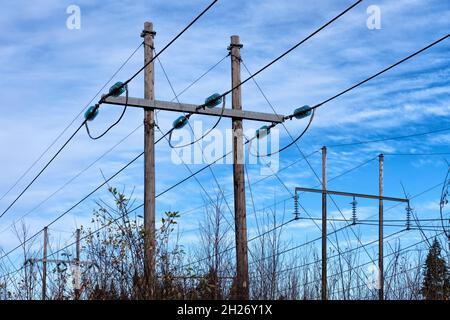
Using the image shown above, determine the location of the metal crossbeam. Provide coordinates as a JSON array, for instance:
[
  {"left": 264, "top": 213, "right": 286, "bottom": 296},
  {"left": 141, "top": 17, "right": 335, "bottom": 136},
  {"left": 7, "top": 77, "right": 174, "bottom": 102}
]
[
  {"left": 103, "top": 96, "right": 285, "bottom": 123},
  {"left": 295, "top": 187, "right": 409, "bottom": 203}
]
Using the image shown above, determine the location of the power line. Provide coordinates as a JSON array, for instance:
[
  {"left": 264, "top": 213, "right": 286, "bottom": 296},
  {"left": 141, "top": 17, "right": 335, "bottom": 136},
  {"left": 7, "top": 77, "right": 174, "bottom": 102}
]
[
  {"left": 0, "top": 1, "right": 219, "bottom": 223},
  {"left": 99, "top": 0, "right": 220, "bottom": 102},
  {"left": 219, "top": 1, "right": 364, "bottom": 106},
  {"left": 0, "top": 128, "right": 175, "bottom": 263},
  {"left": 246, "top": 137, "right": 371, "bottom": 283},
  {"left": 0, "top": 52, "right": 228, "bottom": 238},
  {"left": 0, "top": 122, "right": 86, "bottom": 220},
  {"left": 310, "top": 34, "right": 450, "bottom": 112},
  {"left": 249, "top": 223, "right": 354, "bottom": 269},
  {"left": 328, "top": 126, "right": 450, "bottom": 148},
  {"left": 167, "top": 0, "right": 362, "bottom": 118},
  {"left": 181, "top": 218, "right": 300, "bottom": 270},
  {"left": 6, "top": 0, "right": 369, "bottom": 242},
  {"left": 0, "top": 52, "right": 238, "bottom": 263},
  {"left": 327, "top": 233, "right": 446, "bottom": 297},
  {"left": 155, "top": 54, "right": 235, "bottom": 229},
  {"left": 273, "top": 227, "right": 437, "bottom": 295},
  {"left": 0, "top": 125, "right": 142, "bottom": 237},
  {"left": 160, "top": 1, "right": 357, "bottom": 154},
  {"left": 0, "top": 42, "right": 143, "bottom": 206},
  {"left": 293, "top": 216, "right": 448, "bottom": 224},
  {"left": 384, "top": 152, "right": 450, "bottom": 156},
  {"left": 265, "top": 212, "right": 447, "bottom": 289},
  {"left": 241, "top": 48, "right": 373, "bottom": 275}
]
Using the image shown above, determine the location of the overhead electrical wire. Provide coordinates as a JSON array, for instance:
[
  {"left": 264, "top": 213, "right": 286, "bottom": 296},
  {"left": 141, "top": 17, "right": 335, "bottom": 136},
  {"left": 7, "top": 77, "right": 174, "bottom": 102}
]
[
  {"left": 246, "top": 139, "right": 371, "bottom": 283},
  {"left": 0, "top": 42, "right": 143, "bottom": 206},
  {"left": 253, "top": 33, "right": 450, "bottom": 157},
  {"left": 276, "top": 230, "right": 444, "bottom": 297},
  {"left": 0, "top": 0, "right": 366, "bottom": 238},
  {"left": 155, "top": 54, "right": 235, "bottom": 223},
  {"left": 247, "top": 109, "right": 315, "bottom": 158},
  {"left": 328, "top": 126, "right": 450, "bottom": 148},
  {"left": 0, "top": 122, "right": 86, "bottom": 220},
  {"left": 208, "top": 0, "right": 365, "bottom": 108},
  {"left": 85, "top": 85, "right": 129, "bottom": 140},
  {"left": 3, "top": 1, "right": 448, "bottom": 286},
  {"left": 310, "top": 34, "right": 450, "bottom": 112},
  {"left": 0, "top": 54, "right": 235, "bottom": 267},
  {"left": 241, "top": 55, "right": 366, "bottom": 269},
  {"left": 242, "top": 29, "right": 450, "bottom": 265},
  {"left": 240, "top": 34, "right": 450, "bottom": 263},
  {"left": 0, "top": 128, "right": 177, "bottom": 263},
  {"left": 163, "top": 0, "right": 364, "bottom": 152},
  {"left": 0, "top": 125, "right": 143, "bottom": 237},
  {"left": 240, "top": 57, "right": 316, "bottom": 158},
  {"left": 0, "top": 52, "right": 228, "bottom": 237},
  {"left": 241, "top": 54, "right": 368, "bottom": 271},
  {"left": 168, "top": 96, "right": 226, "bottom": 149},
  {"left": 208, "top": 33, "right": 450, "bottom": 281},
  {"left": 152, "top": 48, "right": 228, "bottom": 150},
  {"left": 0, "top": 0, "right": 219, "bottom": 222},
  {"left": 271, "top": 219, "right": 444, "bottom": 289},
  {"left": 97, "top": 0, "right": 220, "bottom": 105},
  {"left": 0, "top": 60, "right": 237, "bottom": 265}
]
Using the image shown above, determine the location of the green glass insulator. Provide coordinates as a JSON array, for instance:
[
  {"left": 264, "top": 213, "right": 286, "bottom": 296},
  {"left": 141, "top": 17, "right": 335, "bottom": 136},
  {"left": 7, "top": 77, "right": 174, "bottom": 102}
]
[
  {"left": 173, "top": 116, "right": 189, "bottom": 129},
  {"left": 293, "top": 105, "right": 312, "bottom": 119},
  {"left": 84, "top": 106, "right": 99, "bottom": 121},
  {"left": 109, "top": 82, "right": 126, "bottom": 97},
  {"left": 204, "top": 93, "right": 222, "bottom": 108}
]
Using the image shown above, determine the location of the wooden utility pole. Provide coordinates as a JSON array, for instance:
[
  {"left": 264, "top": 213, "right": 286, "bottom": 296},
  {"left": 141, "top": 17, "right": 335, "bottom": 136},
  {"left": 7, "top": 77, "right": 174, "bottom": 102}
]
[
  {"left": 229, "top": 35, "right": 249, "bottom": 300},
  {"left": 74, "top": 228, "right": 81, "bottom": 300},
  {"left": 378, "top": 154, "right": 384, "bottom": 300},
  {"left": 321, "top": 146, "right": 327, "bottom": 300},
  {"left": 103, "top": 30, "right": 288, "bottom": 300},
  {"left": 28, "top": 228, "right": 90, "bottom": 301},
  {"left": 142, "top": 21, "right": 156, "bottom": 298},
  {"left": 42, "top": 227, "right": 48, "bottom": 301}
]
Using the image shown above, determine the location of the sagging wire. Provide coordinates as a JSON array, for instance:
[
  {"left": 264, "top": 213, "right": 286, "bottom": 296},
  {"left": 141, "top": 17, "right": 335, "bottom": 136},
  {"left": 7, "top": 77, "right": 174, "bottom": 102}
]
[
  {"left": 84, "top": 83, "right": 129, "bottom": 140},
  {"left": 248, "top": 106, "right": 315, "bottom": 158},
  {"left": 152, "top": 49, "right": 228, "bottom": 150},
  {"left": 168, "top": 94, "right": 226, "bottom": 149}
]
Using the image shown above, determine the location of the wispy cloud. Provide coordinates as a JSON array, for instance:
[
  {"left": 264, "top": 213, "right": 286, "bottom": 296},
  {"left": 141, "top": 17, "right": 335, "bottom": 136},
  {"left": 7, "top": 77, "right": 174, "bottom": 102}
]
[{"left": 0, "top": 0, "right": 448, "bottom": 260}]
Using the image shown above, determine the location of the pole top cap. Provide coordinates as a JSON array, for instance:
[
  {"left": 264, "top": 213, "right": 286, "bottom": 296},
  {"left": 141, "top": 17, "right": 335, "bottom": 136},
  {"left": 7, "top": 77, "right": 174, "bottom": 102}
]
[
  {"left": 228, "top": 35, "right": 243, "bottom": 50},
  {"left": 142, "top": 22, "right": 156, "bottom": 37}
]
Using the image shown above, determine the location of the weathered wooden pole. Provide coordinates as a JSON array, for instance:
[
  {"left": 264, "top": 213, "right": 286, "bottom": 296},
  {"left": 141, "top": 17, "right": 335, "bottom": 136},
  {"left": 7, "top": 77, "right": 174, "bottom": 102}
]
[
  {"left": 74, "top": 228, "right": 81, "bottom": 300},
  {"left": 42, "top": 227, "right": 48, "bottom": 300},
  {"left": 229, "top": 35, "right": 249, "bottom": 300},
  {"left": 378, "top": 153, "right": 384, "bottom": 300},
  {"left": 321, "top": 146, "right": 327, "bottom": 300},
  {"left": 143, "top": 21, "right": 156, "bottom": 298}
]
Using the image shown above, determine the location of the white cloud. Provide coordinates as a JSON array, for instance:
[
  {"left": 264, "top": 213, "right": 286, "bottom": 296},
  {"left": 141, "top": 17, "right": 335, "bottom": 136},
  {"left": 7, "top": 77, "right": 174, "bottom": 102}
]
[{"left": 0, "top": 0, "right": 448, "bottom": 262}]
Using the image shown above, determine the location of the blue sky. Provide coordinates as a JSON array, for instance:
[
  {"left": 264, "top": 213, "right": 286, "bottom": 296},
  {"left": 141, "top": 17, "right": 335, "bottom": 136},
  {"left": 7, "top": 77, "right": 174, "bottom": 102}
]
[{"left": 0, "top": 0, "right": 449, "bottom": 272}]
